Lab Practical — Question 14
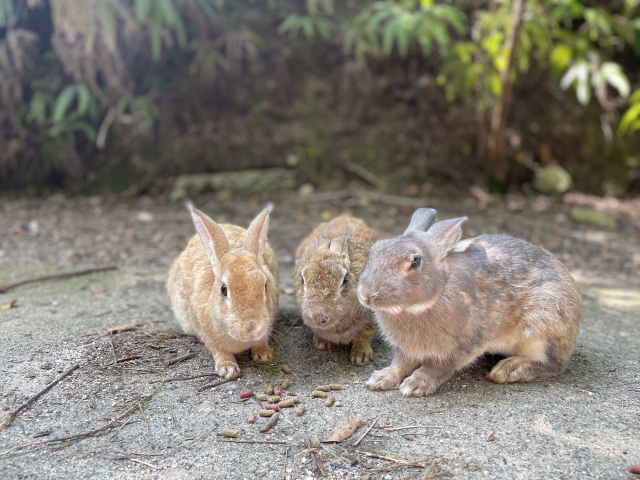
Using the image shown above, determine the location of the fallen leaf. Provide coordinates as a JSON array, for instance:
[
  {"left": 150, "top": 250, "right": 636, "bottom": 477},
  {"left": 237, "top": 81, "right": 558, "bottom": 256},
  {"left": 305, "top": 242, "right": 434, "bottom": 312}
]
[
  {"left": 89, "top": 284, "right": 105, "bottom": 293},
  {"left": 107, "top": 322, "right": 142, "bottom": 334},
  {"left": 0, "top": 299, "right": 17, "bottom": 310},
  {"left": 281, "top": 287, "right": 294, "bottom": 295},
  {"left": 136, "top": 211, "right": 154, "bottom": 222},
  {"left": 322, "top": 415, "right": 363, "bottom": 443},
  {"left": 486, "top": 431, "right": 495, "bottom": 442}
]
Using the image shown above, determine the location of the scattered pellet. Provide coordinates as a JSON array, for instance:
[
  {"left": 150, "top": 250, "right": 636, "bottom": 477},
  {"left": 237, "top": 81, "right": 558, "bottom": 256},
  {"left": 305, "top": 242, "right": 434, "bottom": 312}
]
[
  {"left": 267, "top": 395, "right": 281, "bottom": 403},
  {"left": 316, "top": 385, "right": 331, "bottom": 392},
  {"left": 265, "top": 403, "right": 280, "bottom": 411},
  {"left": 295, "top": 404, "right": 306, "bottom": 416},
  {"left": 266, "top": 385, "right": 274, "bottom": 395},
  {"left": 312, "top": 390, "right": 327, "bottom": 398},
  {"left": 278, "top": 397, "right": 296, "bottom": 408},
  {"left": 324, "top": 395, "right": 335, "bottom": 407},
  {"left": 256, "top": 393, "right": 268, "bottom": 402},
  {"left": 281, "top": 378, "right": 290, "bottom": 390},
  {"left": 273, "top": 385, "right": 282, "bottom": 396},
  {"left": 259, "top": 409, "right": 274, "bottom": 417},
  {"left": 329, "top": 384, "right": 342, "bottom": 391},
  {"left": 292, "top": 395, "right": 301, "bottom": 404},
  {"left": 239, "top": 389, "right": 253, "bottom": 399},
  {"left": 259, "top": 412, "right": 280, "bottom": 433},
  {"left": 248, "top": 411, "right": 256, "bottom": 424},
  {"left": 311, "top": 435, "right": 320, "bottom": 449},
  {"left": 221, "top": 428, "right": 238, "bottom": 438},
  {"left": 282, "top": 365, "right": 292, "bottom": 374}
]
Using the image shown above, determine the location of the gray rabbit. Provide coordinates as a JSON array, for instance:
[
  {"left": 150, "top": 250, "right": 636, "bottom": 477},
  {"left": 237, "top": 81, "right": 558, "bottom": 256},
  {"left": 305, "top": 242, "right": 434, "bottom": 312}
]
[{"left": 357, "top": 208, "right": 582, "bottom": 397}]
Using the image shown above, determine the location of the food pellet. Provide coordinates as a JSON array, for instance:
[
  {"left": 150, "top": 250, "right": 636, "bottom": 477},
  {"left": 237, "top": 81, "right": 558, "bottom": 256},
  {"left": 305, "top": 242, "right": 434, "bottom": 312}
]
[
  {"left": 311, "top": 435, "right": 320, "bottom": 448},
  {"left": 239, "top": 389, "right": 253, "bottom": 399},
  {"left": 273, "top": 385, "right": 282, "bottom": 396},
  {"left": 312, "top": 390, "right": 327, "bottom": 398},
  {"left": 221, "top": 428, "right": 238, "bottom": 438},
  {"left": 292, "top": 395, "right": 300, "bottom": 404},
  {"left": 295, "top": 404, "right": 306, "bottom": 416},
  {"left": 248, "top": 411, "right": 256, "bottom": 424},
  {"left": 266, "top": 385, "right": 274, "bottom": 395},
  {"left": 256, "top": 393, "right": 268, "bottom": 402},
  {"left": 324, "top": 395, "right": 335, "bottom": 407},
  {"left": 316, "top": 385, "right": 331, "bottom": 392},
  {"left": 265, "top": 403, "right": 280, "bottom": 411},
  {"left": 281, "top": 378, "right": 290, "bottom": 390},
  {"left": 282, "top": 365, "right": 292, "bottom": 374},
  {"left": 267, "top": 395, "right": 281, "bottom": 403},
  {"left": 329, "top": 384, "right": 342, "bottom": 391},
  {"left": 259, "top": 409, "right": 274, "bottom": 417},
  {"left": 278, "top": 397, "right": 296, "bottom": 408}
]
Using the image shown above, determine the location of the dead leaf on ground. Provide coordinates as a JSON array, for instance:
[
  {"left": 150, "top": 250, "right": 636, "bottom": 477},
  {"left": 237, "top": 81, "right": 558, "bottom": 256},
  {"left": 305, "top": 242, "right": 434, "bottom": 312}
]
[
  {"left": 281, "top": 287, "right": 294, "bottom": 295},
  {"left": 486, "top": 431, "right": 495, "bottom": 442},
  {"left": 89, "top": 284, "right": 105, "bottom": 293},
  {"left": 107, "top": 322, "right": 142, "bottom": 334},
  {"left": 322, "top": 415, "right": 363, "bottom": 443},
  {"left": 0, "top": 299, "right": 17, "bottom": 310}
]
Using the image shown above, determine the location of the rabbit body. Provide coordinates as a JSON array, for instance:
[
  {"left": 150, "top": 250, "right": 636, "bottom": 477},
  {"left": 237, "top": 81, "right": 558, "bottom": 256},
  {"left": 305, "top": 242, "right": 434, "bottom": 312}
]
[
  {"left": 358, "top": 208, "right": 582, "bottom": 396},
  {"left": 167, "top": 209, "right": 279, "bottom": 379},
  {"left": 295, "top": 216, "right": 377, "bottom": 365}
]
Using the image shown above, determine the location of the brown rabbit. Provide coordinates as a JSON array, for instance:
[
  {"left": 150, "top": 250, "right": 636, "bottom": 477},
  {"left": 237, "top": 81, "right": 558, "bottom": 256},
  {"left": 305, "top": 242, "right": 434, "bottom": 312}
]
[
  {"left": 357, "top": 208, "right": 582, "bottom": 396},
  {"left": 167, "top": 207, "right": 279, "bottom": 379},
  {"left": 294, "top": 216, "right": 377, "bottom": 365}
]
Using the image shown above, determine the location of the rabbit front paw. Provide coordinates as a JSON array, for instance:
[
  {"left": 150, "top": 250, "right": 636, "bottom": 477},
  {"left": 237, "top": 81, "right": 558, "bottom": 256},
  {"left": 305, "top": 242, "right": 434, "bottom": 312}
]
[
  {"left": 215, "top": 361, "right": 241, "bottom": 380},
  {"left": 365, "top": 367, "right": 402, "bottom": 391},
  {"left": 251, "top": 344, "right": 273, "bottom": 364},
  {"left": 398, "top": 370, "right": 439, "bottom": 397},
  {"left": 350, "top": 344, "right": 373, "bottom": 366},
  {"left": 313, "top": 334, "right": 333, "bottom": 351}
]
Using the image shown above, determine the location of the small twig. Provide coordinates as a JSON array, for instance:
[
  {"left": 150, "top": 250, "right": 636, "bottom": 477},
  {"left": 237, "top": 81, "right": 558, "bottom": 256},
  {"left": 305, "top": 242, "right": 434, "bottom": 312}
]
[
  {"left": 0, "top": 265, "right": 117, "bottom": 293},
  {"left": 305, "top": 437, "right": 326, "bottom": 477},
  {"left": 116, "top": 355, "right": 142, "bottom": 363},
  {"left": 260, "top": 413, "right": 280, "bottom": 433},
  {"left": 352, "top": 416, "right": 379, "bottom": 447},
  {"left": 283, "top": 447, "right": 289, "bottom": 480},
  {"left": 166, "top": 352, "right": 196, "bottom": 366},
  {"left": 342, "top": 160, "right": 386, "bottom": 190},
  {"left": 2, "top": 364, "right": 79, "bottom": 427},
  {"left": 109, "top": 418, "right": 133, "bottom": 442},
  {"left": 150, "top": 372, "right": 220, "bottom": 384},
  {"left": 197, "top": 378, "right": 230, "bottom": 393},
  {"left": 216, "top": 439, "right": 287, "bottom": 445},
  {"left": 129, "top": 458, "right": 163, "bottom": 470},
  {"left": 139, "top": 404, "right": 152, "bottom": 447},
  {"left": 108, "top": 333, "right": 118, "bottom": 366},
  {"left": 169, "top": 406, "right": 175, "bottom": 428}
]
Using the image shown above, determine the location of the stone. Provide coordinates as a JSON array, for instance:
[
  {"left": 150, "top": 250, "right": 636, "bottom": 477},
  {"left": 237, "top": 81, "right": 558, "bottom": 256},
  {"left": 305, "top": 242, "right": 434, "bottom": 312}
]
[
  {"left": 570, "top": 206, "right": 616, "bottom": 229},
  {"left": 533, "top": 165, "right": 572, "bottom": 195}
]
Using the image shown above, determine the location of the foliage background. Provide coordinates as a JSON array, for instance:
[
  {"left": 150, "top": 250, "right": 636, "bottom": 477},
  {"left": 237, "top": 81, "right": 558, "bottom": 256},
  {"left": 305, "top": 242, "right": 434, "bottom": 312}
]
[{"left": 1, "top": 0, "right": 639, "bottom": 196}]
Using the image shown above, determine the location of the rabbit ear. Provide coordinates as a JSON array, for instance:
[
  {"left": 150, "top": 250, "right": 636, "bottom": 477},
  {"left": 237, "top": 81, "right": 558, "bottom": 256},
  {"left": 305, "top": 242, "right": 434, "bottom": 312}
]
[
  {"left": 316, "top": 235, "right": 331, "bottom": 251},
  {"left": 424, "top": 217, "right": 467, "bottom": 259},
  {"left": 243, "top": 208, "right": 271, "bottom": 259},
  {"left": 329, "top": 233, "right": 348, "bottom": 254},
  {"left": 404, "top": 208, "right": 437, "bottom": 234},
  {"left": 191, "top": 209, "right": 230, "bottom": 275}
]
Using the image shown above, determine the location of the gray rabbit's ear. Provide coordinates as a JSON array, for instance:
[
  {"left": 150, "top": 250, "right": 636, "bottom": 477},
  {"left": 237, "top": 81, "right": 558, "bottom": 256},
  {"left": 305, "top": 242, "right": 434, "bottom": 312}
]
[
  {"left": 329, "top": 233, "right": 348, "bottom": 255},
  {"left": 316, "top": 235, "right": 331, "bottom": 251},
  {"left": 404, "top": 208, "right": 437, "bottom": 234},
  {"left": 424, "top": 217, "right": 467, "bottom": 259},
  {"left": 191, "top": 209, "right": 230, "bottom": 276}
]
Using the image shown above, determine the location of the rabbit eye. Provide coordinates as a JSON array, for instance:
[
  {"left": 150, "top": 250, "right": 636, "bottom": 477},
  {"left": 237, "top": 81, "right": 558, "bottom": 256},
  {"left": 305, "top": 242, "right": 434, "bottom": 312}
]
[
  {"left": 221, "top": 284, "right": 228, "bottom": 297},
  {"left": 410, "top": 256, "right": 422, "bottom": 269}
]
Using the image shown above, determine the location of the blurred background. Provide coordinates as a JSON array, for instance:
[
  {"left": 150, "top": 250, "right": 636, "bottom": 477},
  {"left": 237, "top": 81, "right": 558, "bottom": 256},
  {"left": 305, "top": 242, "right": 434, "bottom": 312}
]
[{"left": 0, "top": 0, "right": 639, "bottom": 198}]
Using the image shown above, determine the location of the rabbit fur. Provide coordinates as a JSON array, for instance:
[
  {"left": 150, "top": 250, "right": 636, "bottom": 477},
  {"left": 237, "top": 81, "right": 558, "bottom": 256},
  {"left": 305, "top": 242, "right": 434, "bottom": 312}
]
[
  {"left": 357, "top": 208, "right": 582, "bottom": 396},
  {"left": 295, "top": 216, "right": 377, "bottom": 365},
  {"left": 167, "top": 207, "right": 279, "bottom": 379}
]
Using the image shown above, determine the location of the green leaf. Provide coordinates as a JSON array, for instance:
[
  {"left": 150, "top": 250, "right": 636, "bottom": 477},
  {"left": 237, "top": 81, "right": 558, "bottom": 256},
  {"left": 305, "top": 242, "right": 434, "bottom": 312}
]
[
  {"left": 550, "top": 44, "right": 572, "bottom": 73},
  {"left": 52, "top": 85, "right": 78, "bottom": 125},
  {"left": 619, "top": 103, "right": 640, "bottom": 135},
  {"left": 600, "top": 62, "right": 630, "bottom": 99},
  {"left": 135, "top": 0, "right": 152, "bottom": 21}
]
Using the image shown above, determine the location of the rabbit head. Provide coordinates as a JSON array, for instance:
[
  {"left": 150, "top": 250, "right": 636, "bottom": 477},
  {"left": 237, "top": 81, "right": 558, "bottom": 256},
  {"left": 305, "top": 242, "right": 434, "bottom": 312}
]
[
  {"left": 357, "top": 208, "right": 467, "bottom": 316},
  {"left": 191, "top": 208, "right": 275, "bottom": 343}
]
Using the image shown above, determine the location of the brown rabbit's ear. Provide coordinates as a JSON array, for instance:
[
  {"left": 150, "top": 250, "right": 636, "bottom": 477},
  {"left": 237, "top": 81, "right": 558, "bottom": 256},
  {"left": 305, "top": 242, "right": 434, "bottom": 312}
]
[
  {"left": 404, "top": 208, "right": 437, "bottom": 234},
  {"left": 316, "top": 235, "right": 331, "bottom": 251},
  {"left": 191, "top": 209, "right": 230, "bottom": 275},
  {"left": 243, "top": 208, "right": 270, "bottom": 259},
  {"left": 424, "top": 217, "right": 467, "bottom": 259},
  {"left": 329, "top": 233, "right": 348, "bottom": 255}
]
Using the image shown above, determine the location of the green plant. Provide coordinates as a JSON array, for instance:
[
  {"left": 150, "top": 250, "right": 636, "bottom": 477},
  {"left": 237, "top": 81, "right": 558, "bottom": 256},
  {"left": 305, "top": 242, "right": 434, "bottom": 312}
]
[{"left": 619, "top": 89, "right": 640, "bottom": 135}]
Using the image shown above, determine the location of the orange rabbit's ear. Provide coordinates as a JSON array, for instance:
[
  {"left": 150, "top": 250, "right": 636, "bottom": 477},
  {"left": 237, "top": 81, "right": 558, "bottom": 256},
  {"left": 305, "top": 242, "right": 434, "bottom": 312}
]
[
  {"left": 243, "top": 208, "right": 270, "bottom": 260},
  {"left": 191, "top": 209, "right": 230, "bottom": 276}
]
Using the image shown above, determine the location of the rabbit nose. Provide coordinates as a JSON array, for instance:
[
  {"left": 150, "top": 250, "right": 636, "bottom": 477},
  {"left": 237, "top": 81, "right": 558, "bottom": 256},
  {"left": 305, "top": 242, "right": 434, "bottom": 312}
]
[{"left": 312, "top": 313, "right": 329, "bottom": 326}]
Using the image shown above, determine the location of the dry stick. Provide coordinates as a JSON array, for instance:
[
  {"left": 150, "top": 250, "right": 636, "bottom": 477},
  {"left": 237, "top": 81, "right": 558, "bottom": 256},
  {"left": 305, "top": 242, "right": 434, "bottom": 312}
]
[
  {"left": 139, "top": 404, "right": 152, "bottom": 447},
  {"left": 116, "top": 355, "right": 142, "bottom": 363},
  {"left": 342, "top": 160, "right": 386, "bottom": 190},
  {"left": 149, "top": 372, "right": 220, "bottom": 384},
  {"left": 197, "top": 378, "right": 231, "bottom": 393},
  {"left": 302, "top": 189, "right": 428, "bottom": 208},
  {"left": 283, "top": 447, "right": 289, "bottom": 480},
  {"left": 305, "top": 437, "right": 326, "bottom": 477},
  {"left": 108, "top": 333, "right": 118, "bottom": 366},
  {"left": 0, "top": 265, "right": 117, "bottom": 293},
  {"left": 216, "top": 439, "right": 287, "bottom": 445},
  {"left": 2, "top": 364, "right": 79, "bottom": 427},
  {"left": 109, "top": 418, "right": 133, "bottom": 442},
  {"left": 165, "top": 352, "right": 196, "bottom": 366},
  {"left": 352, "top": 416, "right": 379, "bottom": 447}
]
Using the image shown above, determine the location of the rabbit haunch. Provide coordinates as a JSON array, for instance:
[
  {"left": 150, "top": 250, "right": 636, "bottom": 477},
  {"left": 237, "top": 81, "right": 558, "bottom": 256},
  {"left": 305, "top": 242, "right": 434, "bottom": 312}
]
[
  {"left": 167, "top": 208, "right": 279, "bottom": 380},
  {"left": 294, "top": 216, "right": 377, "bottom": 366},
  {"left": 357, "top": 208, "right": 582, "bottom": 397}
]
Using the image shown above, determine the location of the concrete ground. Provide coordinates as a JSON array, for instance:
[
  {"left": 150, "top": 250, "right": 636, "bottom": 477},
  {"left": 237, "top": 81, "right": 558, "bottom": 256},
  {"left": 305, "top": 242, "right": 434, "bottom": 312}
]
[{"left": 0, "top": 193, "right": 639, "bottom": 479}]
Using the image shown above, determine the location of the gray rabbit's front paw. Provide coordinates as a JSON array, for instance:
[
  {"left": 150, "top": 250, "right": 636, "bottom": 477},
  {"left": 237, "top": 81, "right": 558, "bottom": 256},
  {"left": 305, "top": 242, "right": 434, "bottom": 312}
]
[
  {"left": 366, "top": 367, "right": 402, "bottom": 391},
  {"left": 398, "top": 369, "right": 438, "bottom": 397}
]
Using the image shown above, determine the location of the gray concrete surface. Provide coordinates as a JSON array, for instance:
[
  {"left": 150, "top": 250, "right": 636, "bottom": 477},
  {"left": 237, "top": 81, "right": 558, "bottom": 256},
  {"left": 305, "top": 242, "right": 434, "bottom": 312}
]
[{"left": 0, "top": 264, "right": 638, "bottom": 480}]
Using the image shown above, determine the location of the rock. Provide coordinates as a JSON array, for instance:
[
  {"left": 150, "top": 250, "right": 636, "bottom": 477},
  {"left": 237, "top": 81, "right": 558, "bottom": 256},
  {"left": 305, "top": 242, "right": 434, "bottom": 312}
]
[
  {"left": 570, "top": 207, "right": 616, "bottom": 229},
  {"left": 170, "top": 168, "right": 297, "bottom": 201},
  {"left": 533, "top": 165, "right": 572, "bottom": 195}
]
